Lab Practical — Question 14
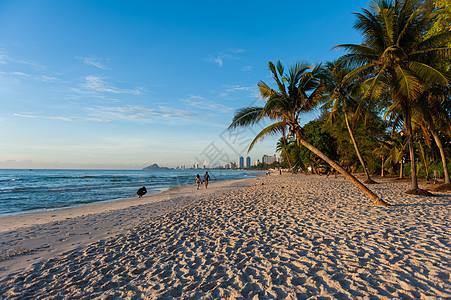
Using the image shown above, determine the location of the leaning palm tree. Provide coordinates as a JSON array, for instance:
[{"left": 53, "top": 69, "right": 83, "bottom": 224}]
[
  {"left": 229, "top": 60, "right": 390, "bottom": 206},
  {"left": 322, "top": 60, "right": 377, "bottom": 184},
  {"left": 334, "top": 0, "right": 451, "bottom": 195}
]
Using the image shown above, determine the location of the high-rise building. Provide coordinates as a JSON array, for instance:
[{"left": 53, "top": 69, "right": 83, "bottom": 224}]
[
  {"left": 262, "top": 155, "right": 277, "bottom": 165},
  {"left": 239, "top": 156, "right": 244, "bottom": 168},
  {"left": 246, "top": 156, "right": 251, "bottom": 168}
]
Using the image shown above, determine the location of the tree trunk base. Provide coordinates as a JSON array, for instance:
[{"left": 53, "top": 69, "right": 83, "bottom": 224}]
[
  {"left": 374, "top": 199, "right": 390, "bottom": 207},
  {"left": 364, "top": 178, "right": 378, "bottom": 184},
  {"left": 431, "top": 183, "right": 451, "bottom": 192},
  {"left": 404, "top": 188, "right": 435, "bottom": 196}
]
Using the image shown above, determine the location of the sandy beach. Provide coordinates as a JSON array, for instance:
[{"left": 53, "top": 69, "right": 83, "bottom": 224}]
[{"left": 0, "top": 174, "right": 450, "bottom": 299}]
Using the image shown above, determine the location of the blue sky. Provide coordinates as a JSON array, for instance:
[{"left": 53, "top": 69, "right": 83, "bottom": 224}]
[{"left": 0, "top": 0, "right": 365, "bottom": 169}]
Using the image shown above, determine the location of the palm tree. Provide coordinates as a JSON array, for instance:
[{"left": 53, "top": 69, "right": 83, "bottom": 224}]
[
  {"left": 229, "top": 61, "right": 390, "bottom": 206},
  {"left": 276, "top": 137, "right": 295, "bottom": 170},
  {"left": 334, "top": 0, "right": 451, "bottom": 195},
  {"left": 322, "top": 60, "right": 377, "bottom": 184},
  {"left": 415, "top": 85, "right": 451, "bottom": 190}
]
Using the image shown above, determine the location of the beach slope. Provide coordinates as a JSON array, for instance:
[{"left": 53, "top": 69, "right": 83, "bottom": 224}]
[{"left": 1, "top": 174, "right": 450, "bottom": 299}]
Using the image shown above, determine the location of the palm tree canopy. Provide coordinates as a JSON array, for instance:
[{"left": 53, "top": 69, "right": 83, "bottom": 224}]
[
  {"left": 229, "top": 60, "right": 326, "bottom": 152},
  {"left": 334, "top": 0, "right": 451, "bottom": 105}
]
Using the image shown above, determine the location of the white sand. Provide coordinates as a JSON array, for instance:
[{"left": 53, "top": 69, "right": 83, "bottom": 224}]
[{"left": 0, "top": 174, "right": 450, "bottom": 299}]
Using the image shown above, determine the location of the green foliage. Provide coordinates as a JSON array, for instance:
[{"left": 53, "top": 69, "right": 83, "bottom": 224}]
[
  {"left": 298, "top": 119, "right": 338, "bottom": 174},
  {"left": 231, "top": 0, "right": 451, "bottom": 185},
  {"left": 425, "top": 0, "right": 451, "bottom": 38},
  {"left": 323, "top": 111, "right": 388, "bottom": 173}
]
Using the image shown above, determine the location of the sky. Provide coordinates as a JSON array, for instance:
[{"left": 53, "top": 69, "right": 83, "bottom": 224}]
[{"left": 0, "top": 0, "right": 367, "bottom": 169}]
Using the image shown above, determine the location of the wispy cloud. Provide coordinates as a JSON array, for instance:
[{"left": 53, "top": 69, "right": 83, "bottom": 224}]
[
  {"left": 206, "top": 48, "right": 247, "bottom": 67},
  {"left": 91, "top": 105, "right": 198, "bottom": 121},
  {"left": 0, "top": 54, "right": 8, "bottom": 64},
  {"left": 80, "top": 75, "right": 143, "bottom": 96},
  {"left": 13, "top": 104, "right": 200, "bottom": 124},
  {"left": 0, "top": 49, "right": 44, "bottom": 69},
  {"left": 182, "top": 95, "right": 233, "bottom": 113},
  {"left": 76, "top": 56, "right": 110, "bottom": 70},
  {"left": 0, "top": 71, "right": 59, "bottom": 82},
  {"left": 13, "top": 113, "right": 84, "bottom": 122},
  {"left": 220, "top": 84, "right": 259, "bottom": 99},
  {"left": 209, "top": 56, "right": 223, "bottom": 67}
]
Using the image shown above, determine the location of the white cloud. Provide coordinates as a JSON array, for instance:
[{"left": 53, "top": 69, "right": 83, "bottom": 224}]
[
  {"left": 37, "top": 75, "right": 59, "bottom": 82},
  {"left": 220, "top": 85, "right": 259, "bottom": 99},
  {"left": 214, "top": 57, "right": 223, "bottom": 67},
  {"left": 182, "top": 95, "right": 233, "bottom": 113},
  {"left": 206, "top": 48, "right": 247, "bottom": 67},
  {"left": 13, "top": 113, "right": 83, "bottom": 122},
  {"left": 80, "top": 75, "right": 143, "bottom": 96},
  {"left": 0, "top": 50, "right": 43, "bottom": 69},
  {"left": 241, "top": 65, "right": 253, "bottom": 72},
  {"left": 76, "top": 56, "right": 109, "bottom": 70},
  {"left": 92, "top": 105, "right": 198, "bottom": 121},
  {"left": 0, "top": 70, "right": 59, "bottom": 82},
  {"left": 0, "top": 54, "right": 9, "bottom": 64}
]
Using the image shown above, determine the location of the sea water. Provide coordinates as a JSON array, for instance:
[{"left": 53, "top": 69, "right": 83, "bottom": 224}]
[{"left": 0, "top": 169, "right": 260, "bottom": 217}]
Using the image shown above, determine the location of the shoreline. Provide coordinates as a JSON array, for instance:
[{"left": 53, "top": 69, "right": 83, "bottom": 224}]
[
  {"left": 0, "top": 177, "right": 256, "bottom": 278},
  {"left": 0, "top": 171, "right": 263, "bottom": 227}
]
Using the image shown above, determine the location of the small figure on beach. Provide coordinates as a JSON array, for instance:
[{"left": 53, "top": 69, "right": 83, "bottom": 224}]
[
  {"left": 203, "top": 172, "right": 210, "bottom": 189},
  {"left": 137, "top": 186, "right": 147, "bottom": 198},
  {"left": 195, "top": 174, "right": 202, "bottom": 190}
]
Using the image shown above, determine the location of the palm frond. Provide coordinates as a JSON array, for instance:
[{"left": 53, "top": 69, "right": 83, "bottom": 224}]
[
  {"left": 409, "top": 61, "right": 450, "bottom": 85},
  {"left": 228, "top": 107, "right": 264, "bottom": 130},
  {"left": 247, "top": 122, "right": 286, "bottom": 152},
  {"left": 395, "top": 66, "right": 421, "bottom": 102}
]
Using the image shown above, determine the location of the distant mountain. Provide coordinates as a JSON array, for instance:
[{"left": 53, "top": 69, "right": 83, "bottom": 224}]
[{"left": 142, "top": 163, "right": 170, "bottom": 170}]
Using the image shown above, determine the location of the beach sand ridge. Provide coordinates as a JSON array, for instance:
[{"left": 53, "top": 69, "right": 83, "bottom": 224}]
[{"left": 0, "top": 174, "right": 450, "bottom": 299}]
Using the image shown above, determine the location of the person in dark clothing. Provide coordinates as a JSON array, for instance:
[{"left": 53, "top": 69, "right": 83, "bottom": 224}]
[
  {"left": 137, "top": 186, "right": 147, "bottom": 198},
  {"left": 203, "top": 172, "right": 211, "bottom": 189},
  {"left": 195, "top": 174, "right": 202, "bottom": 190}
]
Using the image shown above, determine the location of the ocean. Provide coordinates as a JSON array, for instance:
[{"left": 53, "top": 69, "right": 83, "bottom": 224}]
[{"left": 0, "top": 169, "right": 260, "bottom": 218}]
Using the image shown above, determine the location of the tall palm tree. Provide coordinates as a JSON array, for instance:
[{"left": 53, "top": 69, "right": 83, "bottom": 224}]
[
  {"left": 415, "top": 85, "right": 451, "bottom": 190},
  {"left": 229, "top": 61, "right": 390, "bottom": 206},
  {"left": 322, "top": 60, "right": 377, "bottom": 184},
  {"left": 335, "top": 0, "right": 451, "bottom": 195}
]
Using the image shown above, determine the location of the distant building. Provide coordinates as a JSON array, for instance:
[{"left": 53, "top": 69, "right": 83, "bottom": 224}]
[
  {"left": 262, "top": 154, "right": 277, "bottom": 165},
  {"left": 246, "top": 156, "right": 251, "bottom": 168},
  {"left": 230, "top": 162, "right": 237, "bottom": 169},
  {"left": 239, "top": 156, "right": 244, "bottom": 168}
]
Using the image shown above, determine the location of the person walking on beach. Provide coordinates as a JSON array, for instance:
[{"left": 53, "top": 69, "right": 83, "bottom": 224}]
[
  {"left": 137, "top": 186, "right": 147, "bottom": 198},
  {"left": 195, "top": 174, "right": 202, "bottom": 190},
  {"left": 203, "top": 172, "right": 210, "bottom": 189}
]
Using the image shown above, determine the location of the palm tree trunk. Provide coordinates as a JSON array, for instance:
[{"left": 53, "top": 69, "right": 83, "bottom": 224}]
[
  {"left": 294, "top": 128, "right": 389, "bottom": 206},
  {"left": 404, "top": 106, "right": 419, "bottom": 190},
  {"left": 344, "top": 111, "right": 376, "bottom": 184},
  {"left": 430, "top": 126, "right": 451, "bottom": 185},
  {"left": 402, "top": 105, "right": 432, "bottom": 195},
  {"left": 400, "top": 159, "right": 404, "bottom": 179},
  {"left": 381, "top": 156, "right": 384, "bottom": 177}
]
